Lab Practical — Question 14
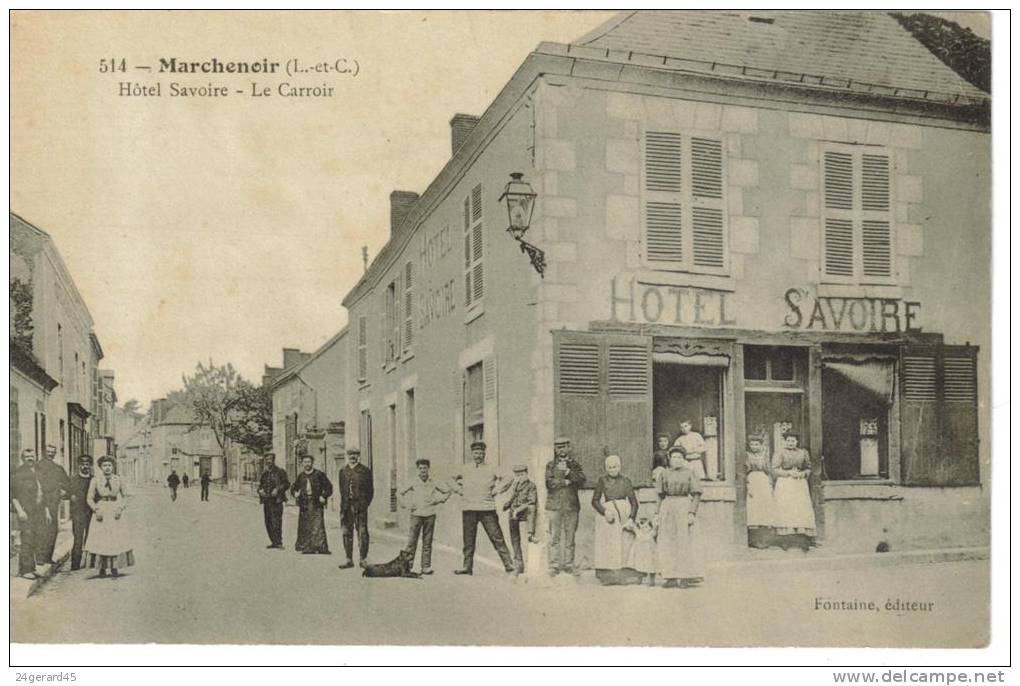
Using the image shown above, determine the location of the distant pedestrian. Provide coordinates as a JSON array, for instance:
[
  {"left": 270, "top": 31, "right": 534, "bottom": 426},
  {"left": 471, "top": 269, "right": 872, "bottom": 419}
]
[
  {"left": 166, "top": 470, "right": 180, "bottom": 501},
  {"left": 37, "top": 444, "right": 70, "bottom": 565},
  {"left": 337, "top": 448, "right": 373, "bottom": 569},
  {"left": 399, "top": 458, "right": 451, "bottom": 575},
  {"left": 503, "top": 464, "right": 538, "bottom": 574},
  {"left": 67, "top": 454, "right": 94, "bottom": 570},
  {"left": 290, "top": 454, "right": 332, "bottom": 554},
  {"left": 450, "top": 441, "right": 515, "bottom": 575},
  {"left": 257, "top": 452, "right": 289, "bottom": 549},
  {"left": 200, "top": 472, "right": 211, "bottom": 501},
  {"left": 545, "top": 436, "right": 586, "bottom": 576},
  {"left": 84, "top": 456, "right": 135, "bottom": 578},
  {"left": 182, "top": 474, "right": 190, "bottom": 489},
  {"left": 10, "top": 448, "right": 45, "bottom": 579}
]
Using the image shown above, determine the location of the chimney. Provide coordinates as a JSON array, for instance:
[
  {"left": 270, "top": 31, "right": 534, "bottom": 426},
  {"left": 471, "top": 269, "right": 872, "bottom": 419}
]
[
  {"left": 450, "top": 113, "right": 480, "bottom": 156},
  {"left": 390, "top": 190, "right": 419, "bottom": 236},
  {"left": 282, "top": 348, "right": 303, "bottom": 369}
]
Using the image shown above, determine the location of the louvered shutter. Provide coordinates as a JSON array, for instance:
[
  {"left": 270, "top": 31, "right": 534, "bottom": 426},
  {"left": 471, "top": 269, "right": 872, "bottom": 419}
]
[
  {"left": 357, "top": 315, "right": 367, "bottom": 381},
  {"left": 900, "top": 345, "right": 980, "bottom": 485},
  {"left": 644, "top": 132, "right": 684, "bottom": 264},
  {"left": 393, "top": 275, "right": 402, "bottom": 359},
  {"left": 403, "top": 262, "right": 413, "bottom": 353},
  {"left": 690, "top": 137, "right": 726, "bottom": 269},
  {"left": 823, "top": 148, "right": 894, "bottom": 282},
  {"left": 463, "top": 196, "right": 472, "bottom": 307},
  {"left": 463, "top": 185, "right": 484, "bottom": 308},
  {"left": 823, "top": 150, "right": 855, "bottom": 278},
  {"left": 860, "top": 154, "right": 892, "bottom": 279},
  {"left": 554, "top": 330, "right": 652, "bottom": 488}
]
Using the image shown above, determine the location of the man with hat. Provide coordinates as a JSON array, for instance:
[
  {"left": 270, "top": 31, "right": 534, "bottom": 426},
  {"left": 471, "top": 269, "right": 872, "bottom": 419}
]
[
  {"left": 67, "top": 454, "right": 95, "bottom": 570},
  {"left": 10, "top": 448, "right": 46, "bottom": 578},
  {"left": 37, "top": 444, "right": 70, "bottom": 565},
  {"left": 337, "top": 448, "right": 374, "bottom": 569},
  {"left": 450, "top": 441, "right": 516, "bottom": 575},
  {"left": 502, "top": 463, "right": 538, "bottom": 574},
  {"left": 399, "top": 458, "right": 452, "bottom": 575},
  {"left": 257, "top": 452, "right": 290, "bottom": 549},
  {"left": 544, "top": 436, "right": 586, "bottom": 576}
]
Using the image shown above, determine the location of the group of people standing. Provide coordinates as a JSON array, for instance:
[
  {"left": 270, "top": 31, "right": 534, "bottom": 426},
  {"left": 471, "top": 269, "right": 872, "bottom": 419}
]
[
  {"left": 745, "top": 432, "right": 817, "bottom": 551},
  {"left": 11, "top": 447, "right": 134, "bottom": 580},
  {"left": 166, "top": 469, "right": 211, "bottom": 502}
]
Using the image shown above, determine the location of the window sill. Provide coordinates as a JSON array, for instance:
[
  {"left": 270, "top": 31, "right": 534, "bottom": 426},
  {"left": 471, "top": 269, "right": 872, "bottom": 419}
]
[
  {"left": 816, "top": 283, "right": 904, "bottom": 299},
  {"left": 464, "top": 303, "right": 484, "bottom": 325},
  {"left": 637, "top": 270, "right": 735, "bottom": 292}
]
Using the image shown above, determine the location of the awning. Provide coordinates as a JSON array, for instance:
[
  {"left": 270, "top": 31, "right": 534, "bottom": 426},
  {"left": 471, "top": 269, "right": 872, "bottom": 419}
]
[
  {"left": 822, "top": 357, "right": 896, "bottom": 404},
  {"left": 653, "top": 352, "right": 730, "bottom": 367}
]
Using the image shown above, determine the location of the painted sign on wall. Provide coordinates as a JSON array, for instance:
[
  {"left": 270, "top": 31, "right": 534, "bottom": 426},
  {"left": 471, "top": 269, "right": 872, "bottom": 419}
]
[
  {"left": 610, "top": 276, "right": 738, "bottom": 327},
  {"left": 783, "top": 288, "right": 921, "bottom": 333}
]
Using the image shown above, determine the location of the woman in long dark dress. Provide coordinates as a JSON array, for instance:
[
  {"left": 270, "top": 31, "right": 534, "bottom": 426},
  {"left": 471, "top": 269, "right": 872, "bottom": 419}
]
[
  {"left": 591, "top": 454, "right": 640, "bottom": 585},
  {"left": 290, "top": 454, "right": 333, "bottom": 554}
]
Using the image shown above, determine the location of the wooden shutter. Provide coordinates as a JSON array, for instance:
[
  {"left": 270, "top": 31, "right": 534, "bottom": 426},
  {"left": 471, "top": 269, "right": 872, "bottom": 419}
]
[
  {"left": 860, "top": 153, "right": 892, "bottom": 279},
  {"left": 403, "top": 262, "right": 413, "bottom": 353},
  {"left": 554, "top": 330, "right": 652, "bottom": 488},
  {"left": 644, "top": 132, "right": 684, "bottom": 264},
  {"left": 357, "top": 315, "right": 367, "bottom": 381},
  {"left": 900, "top": 345, "right": 980, "bottom": 485},
  {"left": 823, "top": 150, "right": 855, "bottom": 278},
  {"left": 690, "top": 137, "right": 725, "bottom": 269},
  {"left": 463, "top": 186, "right": 484, "bottom": 307},
  {"left": 823, "top": 148, "right": 893, "bottom": 282},
  {"left": 463, "top": 196, "right": 472, "bottom": 307}
]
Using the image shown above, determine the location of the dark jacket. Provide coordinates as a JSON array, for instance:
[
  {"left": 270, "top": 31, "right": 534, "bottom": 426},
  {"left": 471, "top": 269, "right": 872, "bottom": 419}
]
[
  {"left": 67, "top": 473, "right": 93, "bottom": 519},
  {"left": 167, "top": 473, "right": 181, "bottom": 488},
  {"left": 36, "top": 459, "right": 69, "bottom": 510},
  {"left": 338, "top": 463, "right": 373, "bottom": 513},
  {"left": 502, "top": 478, "right": 537, "bottom": 518},
  {"left": 258, "top": 464, "right": 290, "bottom": 504},
  {"left": 544, "top": 456, "right": 586, "bottom": 511},
  {"left": 10, "top": 464, "right": 43, "bottom": 514},
  {"left": 290, "top": 469, "right": 333, "bottom": 509}
]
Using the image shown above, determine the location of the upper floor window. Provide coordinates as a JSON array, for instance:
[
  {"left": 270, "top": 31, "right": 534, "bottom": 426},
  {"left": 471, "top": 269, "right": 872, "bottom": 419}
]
[
  {"left": 383, "top": 277, "right": 401, "bottom": 367},
  {"left": 356, "top": 315, "right": 368, "bottom": 383},
  {"left": 464, "top": 184, "right": 483, "bottom": 310},
  {"left": 642, "top": 131, "right": 728, "bottom": 275},
  {"left": 821, "top": 145, "right": 894, "bottom": 284},
  {"left": 402, "top": 261, "right": 414, "bottom": 356}
]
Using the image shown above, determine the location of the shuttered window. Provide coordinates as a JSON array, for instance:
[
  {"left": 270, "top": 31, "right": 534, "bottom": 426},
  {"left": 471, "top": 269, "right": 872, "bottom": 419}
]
[
  {"left": 464, "top": 184, "right": 484, "bottom": 309},
  {"left": 403, "top": 262, "right": 414, "bottom": 354},
  {"left": 900, "top": 345, "right": 979, "bottom": 486},
  {"left": 554, "top": 331, "right": 653, "bottom": 487},
  {"left": 822, "top": 145, "right": 895, "bottom": 284},
  {"left": 357, "top": 315, "right": 368, "bottom": 382},
  {"left": 642, "top": 131, "right": 727, "bottom": 274}
]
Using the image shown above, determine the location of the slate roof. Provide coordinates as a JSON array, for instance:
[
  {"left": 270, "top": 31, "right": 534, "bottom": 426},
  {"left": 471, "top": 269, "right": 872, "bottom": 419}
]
[{"left": 576, "top": 10, "right": 987, "bottom": 101}]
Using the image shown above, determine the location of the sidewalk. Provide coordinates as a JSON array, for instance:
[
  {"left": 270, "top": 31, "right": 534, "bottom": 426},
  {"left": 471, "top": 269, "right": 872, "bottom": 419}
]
[
  {"left": 9, "top": 520, "right": 74, "bottom": 600},
  {"left": 211, "top": 486, "right": 989, "bottom": 578}
]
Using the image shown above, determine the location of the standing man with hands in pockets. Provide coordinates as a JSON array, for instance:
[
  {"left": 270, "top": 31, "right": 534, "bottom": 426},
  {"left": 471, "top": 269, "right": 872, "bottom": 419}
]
[
  {"left": 257, "top": 452, "right": 289, "bottom": 549},
  {"left": 545, "top": 436, "right": 586, "bottom": 576}
]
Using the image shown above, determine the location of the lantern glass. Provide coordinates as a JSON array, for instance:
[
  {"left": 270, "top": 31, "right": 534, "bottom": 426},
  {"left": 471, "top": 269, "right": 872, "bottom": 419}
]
[{"left": 500, "top": 173, "right": 536, "bottom": 239}]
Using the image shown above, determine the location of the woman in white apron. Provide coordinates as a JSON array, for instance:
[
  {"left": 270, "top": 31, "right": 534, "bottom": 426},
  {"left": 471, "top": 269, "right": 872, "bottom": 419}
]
[
  {"left": 745, "top": 435, "right": 775, "bottom": 548},
  {"left": 83, "top": 456, "right": 135, "bottom": 577},
  {"left": 591, "top": 454, "right": 640, "bottom": 585},
  {"left": 771, "top": 433, "right": 816, "bottom": 551},
  {"left": 655, "top": 447, "right": 704, "bottom": 588}
]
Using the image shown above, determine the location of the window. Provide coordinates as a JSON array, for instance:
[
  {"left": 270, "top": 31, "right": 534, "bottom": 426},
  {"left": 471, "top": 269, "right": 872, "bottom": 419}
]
[
  {"left": 464, "top": 184, "right": 483, "bottom": 309},
  {"left": 822, "top": 145, "right": 894, "bottom": 284},
  {"left": 642, "top": 131, "right": 727, "bottom": 274},
  {"left": 463, "top": 362, "right": 484, "bottom": 462},
  {"left": 388, "top": 403, "right": 397, "bottom": 512},
  {"left": 57, "top": 324, "right": 63, "bottom": 381},
  {"left": 821, "top": 357, "right": 895, "bottom": 480},
  {"left": 356, "top": 315, "right": 368, "bottom": 382},
  {"left": 359, "top": 410, "right": 373, "bottom": 471},
  {"left": 403, "top": 262, "right": 414, "bottom": 355},
  {"left": 743, "top": 346, "right": 797, "bottom": 382}
]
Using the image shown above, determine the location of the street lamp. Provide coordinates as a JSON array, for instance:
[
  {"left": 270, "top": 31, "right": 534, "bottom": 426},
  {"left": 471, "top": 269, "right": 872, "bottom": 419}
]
[{"left": 498, "top": 172, "right": 544, "bottom": 277}]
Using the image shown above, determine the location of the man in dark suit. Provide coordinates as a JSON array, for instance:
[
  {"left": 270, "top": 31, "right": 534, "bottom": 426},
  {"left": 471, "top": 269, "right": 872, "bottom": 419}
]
[
  {"left": 11, "top": 448, "right": 45, "bottom": 579},
  {"left": 257, "top": 452, "right": 289, "bottom": 549},
  {"left": 67, "top": 454, "right": 94, "bottom": 570},
  {"left": 337, "top": 448, "right": 373, "bottom": 569},
  {"left": 544, "top": 436, "right": 586, "bottom": 576},
  {"left": 199, "top": 471, "right": 211, "bottom": 501},
  {"left": 37, "top": 444, "right": 70, "bottom": 565}
]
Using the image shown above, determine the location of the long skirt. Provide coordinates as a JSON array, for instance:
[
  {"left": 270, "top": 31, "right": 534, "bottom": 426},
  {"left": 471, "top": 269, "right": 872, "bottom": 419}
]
[
  {"left": 593, "top": 500, "right": 640, "bottom": 585},
  {"left": 772, "top": 476, "right": 816, "bottom": 535},
  {"left": 746, "top": 471, "right": 775, "bottom": 528},
  {"left": 84, "top": 502, "right": 135, "bottom": 570},
  {"left": 295, "top": 504, "right": 329, "bottom": 552},
  {"left": 655, "top": 496, "right": 703, "bottom": 581}
]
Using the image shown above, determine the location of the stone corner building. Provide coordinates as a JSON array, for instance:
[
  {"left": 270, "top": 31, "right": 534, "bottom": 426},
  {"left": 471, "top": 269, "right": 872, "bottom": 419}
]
[{"left": 326, "top": 11, "right": 988, "bottom": 563}]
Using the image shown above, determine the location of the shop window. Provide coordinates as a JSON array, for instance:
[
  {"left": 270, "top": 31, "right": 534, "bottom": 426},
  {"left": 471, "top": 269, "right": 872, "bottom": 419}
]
[
  {"left": 463, "top": 184, "right": 484, "bottom": 310},
  {"left": 744, "top": 345, "right": 799, "bottom": 383},
  {"left": 821, "top": 358, "right": 895, "bottom": 480},
  {"left": 821, "top": 145, "right": 895, "bottom": 284},
  {"left": 642, "top": 130, "right": 728, "bottom": 275}
]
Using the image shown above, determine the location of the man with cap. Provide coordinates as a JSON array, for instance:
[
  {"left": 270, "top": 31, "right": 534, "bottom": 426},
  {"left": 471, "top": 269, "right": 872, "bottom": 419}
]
[
  {"left": 199, "top": 471, "right": 212, "bottom": 501},
  {"left": 544, "top": 436, "right": 586, "bottom": 576},
  {"left": 166, "top": 470, "right": 181, "bottom": 501},
  {"left": 399, "top": 458, "right": 451, "bottom": 575},
  {"left": 502, "top": 463, "right": 538, "bottom": 574},
  {"left": 37, "top": 444, "right": 70, "bottom": 565},
  {"left": 67, "top": 454, "right": 95, "bottom": 570},
  {"left": 10, "top": 448, "right": 46, "bottom": 579},
  {"left": 337, "top": 448, "right": 373, "bottom": 569},
  {"left": 257, "top": 452, "right": 290, "bottom": 549},
  {"left": 450, "top": 441, "right": 516, "bottom": 575}
]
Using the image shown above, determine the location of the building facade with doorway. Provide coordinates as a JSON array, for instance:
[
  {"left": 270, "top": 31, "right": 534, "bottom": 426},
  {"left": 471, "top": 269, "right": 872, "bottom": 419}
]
[
  {"left": 148, "top": 398, "right": 224, "bottom": 484},
  {"left": 338, "top": 11, "right": 990, "bottom": 564}
]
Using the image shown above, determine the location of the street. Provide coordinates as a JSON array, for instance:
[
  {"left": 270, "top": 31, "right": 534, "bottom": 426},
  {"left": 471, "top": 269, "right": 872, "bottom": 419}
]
[{"left": 11, "top": 486, "right": 989, "bottom": 647}]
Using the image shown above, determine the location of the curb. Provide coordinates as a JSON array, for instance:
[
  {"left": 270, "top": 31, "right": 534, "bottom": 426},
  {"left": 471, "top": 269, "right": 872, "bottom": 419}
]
[{"left": 10, "top": 525, "right": 74, "bottom": 600}]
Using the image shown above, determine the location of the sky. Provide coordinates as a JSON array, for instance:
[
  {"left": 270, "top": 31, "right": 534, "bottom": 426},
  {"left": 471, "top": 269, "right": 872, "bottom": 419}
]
[
  {"left": 9, "top": 10, "right": 990, "bottom": 409},
  {"left": 10, "top": 10, "right": 615, "bottom": 408}
]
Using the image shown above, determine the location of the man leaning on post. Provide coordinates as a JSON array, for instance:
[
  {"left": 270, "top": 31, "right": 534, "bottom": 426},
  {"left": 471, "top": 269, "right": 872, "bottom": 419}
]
[{"left": 544, "top": 436, "right": 586, "bottom": 576}]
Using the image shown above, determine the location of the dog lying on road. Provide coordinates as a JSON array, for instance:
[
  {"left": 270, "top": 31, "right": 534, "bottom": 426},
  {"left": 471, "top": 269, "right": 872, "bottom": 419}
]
[{"left": 361, "top": 549, "right": 422, "bottom": 578}]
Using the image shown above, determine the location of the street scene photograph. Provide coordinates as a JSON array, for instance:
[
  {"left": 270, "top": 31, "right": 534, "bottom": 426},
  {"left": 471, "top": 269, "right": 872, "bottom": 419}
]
[{"left": 8, "top": 9, "right": 999, "bottom": 661}]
